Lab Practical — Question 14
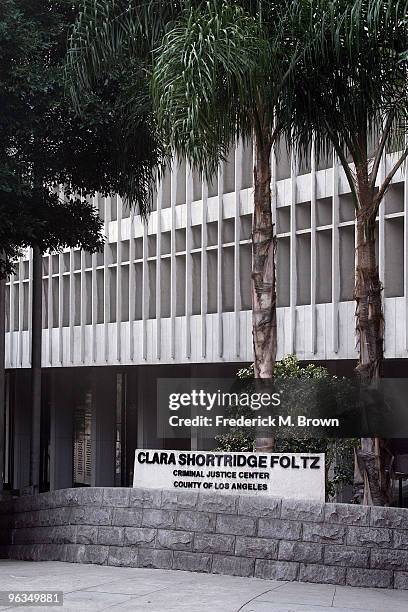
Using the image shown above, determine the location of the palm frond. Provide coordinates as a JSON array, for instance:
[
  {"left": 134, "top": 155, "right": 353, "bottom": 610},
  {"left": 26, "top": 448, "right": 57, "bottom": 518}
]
[
  {"left": 65, "top": 0, "right": 185, "bottom": 112},
  {"left": 151, "top": 0, "right": 296, "bottom": 179},
  {"left": 289, "top": 0, "right": 408, "bottom": 204},
  {"left": 65, "top": 0, "right": 185, "bottom": 214}
]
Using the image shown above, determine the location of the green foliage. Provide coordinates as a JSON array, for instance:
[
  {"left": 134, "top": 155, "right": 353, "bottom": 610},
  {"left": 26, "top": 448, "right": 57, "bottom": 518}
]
[
  {"left": 64, "top": 0, "right": 408, "bottom": 221},
  {"left": 65, "top": 0, "right": 179, "bottom": 208},
  {"left": 152, "top": 2, "right": 266, "bottom": 178},
  {"left": 66, "top": 1, "right": 300, "bottom": 187},
  {"left": 0, "top": 166, "right": 103, "bottom": 276},
  {"left": 0, "top": 0, "right": 164, "bottom": 276},
  {"left": 151, "top": 0, "right": 300, "bottom": 179},
  {"left": 216, "top": 355, "right": 358, "bottom": 499},
  {"left": 238, "top": 355, "right": 330, "bottom": 380},
  {"left": 290, "top": 0, "right": 408, "bottom": 211}
]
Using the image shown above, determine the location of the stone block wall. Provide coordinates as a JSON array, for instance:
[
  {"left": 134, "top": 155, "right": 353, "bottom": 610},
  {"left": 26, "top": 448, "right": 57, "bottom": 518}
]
[{"left": 1, "top": 488, "right": 408, "bottom": 590}]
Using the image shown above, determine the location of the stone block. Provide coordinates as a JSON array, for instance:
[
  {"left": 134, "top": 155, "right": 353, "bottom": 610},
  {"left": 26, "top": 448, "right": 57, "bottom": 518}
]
[
  {"left": 137, "top": 548, "right": 173, "bottom": 569},
  {"left": 64, "top": 544, "right": 86, "bottom": 563},
  {"left": 51, "top": 525, "right": 77, "bottom": 544},
  {"left": 65, "top": 488, "right": 104, "bottom": 507},
  {"left": 235, "top": 537, "right": 278, "bottom": 559},
  {"left": 36, "top": 507, "right": 71, "bottom": 527},
  {"left": 97, "top": 526, "right": 124, "bottom": 546},
  {"left": 108, "top": 546, "right": 138, "bottom": 567},
  {"left": 156, "top": 529, "right": 193, "bottom": 551},
  {"left": 177, "top": 510, "right": 216, "bottom": 533},
  {"left": 346, "top": 567, "right": 393, "bottom": 588},
  {"left": 10, "top": 544, "right": 36, "bottom": 561},
  {"left": 324, "top": 545, "right": 369, "bottom": 568},
  {"left": 28, "top": 509, "right": 45, "bottom": 527},
  {"left": 41, "top": 494, "right": 56, "bottom": 510},
  {"left": 14, "top": 496, "right": 36, "bottom": 513},
  {"left": 0, "top": 528, "right": 10, "bottom": 544},
  {"left": 129, "top": 488, "right": 162, "bottom": 509},
  {"left": 161, "top": 491, "right": 198, "bottom": 510},
  {"left": 173, "top": 551, "right": 212, "bottom": 573},
  {"left": 197, "top": 493, "right": 238, "bottom": 514},
  {"left": 216, "top": 514, "right": 256, "bottom": 536},
  {"left": 102, "top": 488, "right": 130, "bottom": 507},
  {"left": 82, "top": 544, "right": 109, "bottom": 565},
  {"left": 141, "top": 509, "right": 177, "bottom": 529},
  {"left": 0, "top": 514, "right": 13, "bottom": 530},
  {"left": 394, "top": 529, "right": 408, "bottom": 549},
  {"left": 346, "top": 526, "right": 392, "bottom": 548},
  {"left": 370, "top": 506, "right": 408, "bottom": 529},
  {"left": 371, "top": 549, "right": 408, "bottom": 571},
  {"left": 212, "top": 555, "right": 255, "bottom": 577},
  {"left": 39, "top": 492, "right": 62, "bottom": 510},
  {"left": 302, "top": 523, "right": 346, "bottom": 544},
  {"left": 238, "top": 496, "right": 281, "bottom": 519},
  {"left": 112, "top": 508, "right": 143, "bottom": 527},
  {"left": 76, "top": 525, "right": 98, "bottom": 544},
  {"left": 193, "top": 533, "right": 235, "bottom": 555},
  {"left": 13, "top": 511, "right": 36, "bottom": 529},
  {"left": 279, "top": 541, "right": 323, "bottom": 564},
  {"left": 13, "top": 528, "right": 37, "bottom": 544},
  {"left": 33, "top": 526, "right": 51, "bottom": 544},
  {"left": 52, "top": 507, "right": 73, "bottom": 527},
  {"left": 69, "top": 507, "right": 112, "bottom": 526},
  {"left": 299, "top": 563, "right": 346, "bottom": 585},
  {"left": 124, "top": 527, "right": 156, "bottom": 547},
  {"left": 258, "top": 519, "right": 301, "bottom": 541},
  {"left": 39, "top": 544, "right": 66, "bottom": 562},
  {"left": 0, "top": 499, "right": 14, "bottom": 515},
  {"left": 281, "top": 500, "right": 324, "bottom": 523},
  {"left": 324, "top": 503, "right": 370, "bottom": 526},
  {"left": 254, "top": 559, "right": 299, "bottom": 581},
  {"left": 394, "top": 572, "right": 408, "bottom": 590},
  {"left": 43, "top": 489, "right": 72, "bottom": 508}
]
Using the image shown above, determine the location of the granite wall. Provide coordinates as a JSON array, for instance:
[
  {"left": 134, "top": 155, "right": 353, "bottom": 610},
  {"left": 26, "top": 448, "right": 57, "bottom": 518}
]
[{"left": 1, "top": 488, "right": 408, "bottom": 590}]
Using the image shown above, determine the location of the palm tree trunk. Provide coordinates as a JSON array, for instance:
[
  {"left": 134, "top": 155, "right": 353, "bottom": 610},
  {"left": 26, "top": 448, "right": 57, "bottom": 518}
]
[
  {"left": 252, "top": 139, "right": 277, "bottom": 453},
  {"left": 355, "top": 217, "right": 383, "bottom": 383},
  {"left": 354, "top": 214, "right": 391, "bottom": 505},
  {"left": 30, "top": 244, "right": 42, "bottom": 493}
]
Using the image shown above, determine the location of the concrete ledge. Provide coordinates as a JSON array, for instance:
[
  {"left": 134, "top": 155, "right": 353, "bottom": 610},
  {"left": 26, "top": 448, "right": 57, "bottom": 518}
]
[{"left": 1, "top": 488, "right": 407, "bottom": 589}]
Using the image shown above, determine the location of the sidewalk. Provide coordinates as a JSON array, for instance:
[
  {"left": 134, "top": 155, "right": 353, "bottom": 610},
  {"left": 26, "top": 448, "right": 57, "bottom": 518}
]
[{"left": 0, "top": 560, "right": 406, "bottom": 611}]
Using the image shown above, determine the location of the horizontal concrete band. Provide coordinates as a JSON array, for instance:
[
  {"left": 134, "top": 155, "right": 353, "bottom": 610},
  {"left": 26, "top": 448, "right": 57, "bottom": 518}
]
[{"left": 1, "top": 488, "right": 408, "bottom": 590}]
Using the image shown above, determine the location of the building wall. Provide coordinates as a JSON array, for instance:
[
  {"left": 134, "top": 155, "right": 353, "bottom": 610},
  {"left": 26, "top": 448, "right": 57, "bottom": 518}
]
[
  {"left": 4, "top": 143, "right": 408, "bottom": 369},
  {"left": 1, "top": 488, "right": 408, "bottom": 589},
  {"left": 6, "top": 363, "right": 244, "bottom": 492}
]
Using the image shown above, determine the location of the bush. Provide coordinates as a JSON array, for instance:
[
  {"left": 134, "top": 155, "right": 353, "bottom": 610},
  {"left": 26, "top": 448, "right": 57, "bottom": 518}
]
[{"left": 215, "top": 355, "right": 357, "bottom": 500}]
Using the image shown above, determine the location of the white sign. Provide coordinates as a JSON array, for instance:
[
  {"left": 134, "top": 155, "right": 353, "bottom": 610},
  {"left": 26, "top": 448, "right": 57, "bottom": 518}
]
[{"left": 133, "top": 450, "right": 325, "bottom": 501}]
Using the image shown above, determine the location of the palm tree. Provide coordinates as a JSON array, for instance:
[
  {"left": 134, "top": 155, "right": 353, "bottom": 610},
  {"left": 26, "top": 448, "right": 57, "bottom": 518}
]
[
  {"left": 151, "top": 0, "right": 303, "bottom": 451},
  {"left": 67, "top": 0, "right": 301, "bottom": 451},
  {"left": 290, "top": 0, "right": 408, "bottom": 505}
]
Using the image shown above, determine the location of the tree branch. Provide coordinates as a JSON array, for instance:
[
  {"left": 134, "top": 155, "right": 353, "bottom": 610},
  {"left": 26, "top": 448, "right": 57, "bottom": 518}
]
[
  {"left": 325, "top": 122, "right": 359, "bottom": 209},
  {"left": 374, "top": 145, "right": 408, "bottom": 211},
  {"left": 369, "top": 111, "right": 395, "bottom": 190},
  {"left": 269, "top": 121, "right": 282, "bottom": 147}
]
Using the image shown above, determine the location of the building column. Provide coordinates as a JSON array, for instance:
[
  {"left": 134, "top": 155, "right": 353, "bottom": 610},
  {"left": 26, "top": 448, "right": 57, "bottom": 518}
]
[
  {"left": 91, "top": 370, "right": 115, "bottom": 487},
  {"left": 0, "top": 275, "right": 5, "bottom": 491},
  {"left": 49, "top": 370, "right": 74, "bottom": 491},
  {"left": 13, "top": 370, "right": 31, "bottom": 492},
  {"left": 30, "top": 245, "right": 42, "bottom": 492}
]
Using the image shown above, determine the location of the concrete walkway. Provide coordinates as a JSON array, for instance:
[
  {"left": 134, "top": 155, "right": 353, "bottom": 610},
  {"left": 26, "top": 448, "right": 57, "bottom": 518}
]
[{"left": 0, "top": 561, "right": 406, "bottom": 612}]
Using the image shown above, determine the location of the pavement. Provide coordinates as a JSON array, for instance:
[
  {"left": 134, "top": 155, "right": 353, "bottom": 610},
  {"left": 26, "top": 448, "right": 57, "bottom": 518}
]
[{"left": 0, "top": 561, "right": 407, "bottom": 612}]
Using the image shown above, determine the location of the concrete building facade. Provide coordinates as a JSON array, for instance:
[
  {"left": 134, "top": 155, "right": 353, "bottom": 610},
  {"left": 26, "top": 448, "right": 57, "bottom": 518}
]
[{"left": 2, "top": 140, "right": 408, "bottom": 493}]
